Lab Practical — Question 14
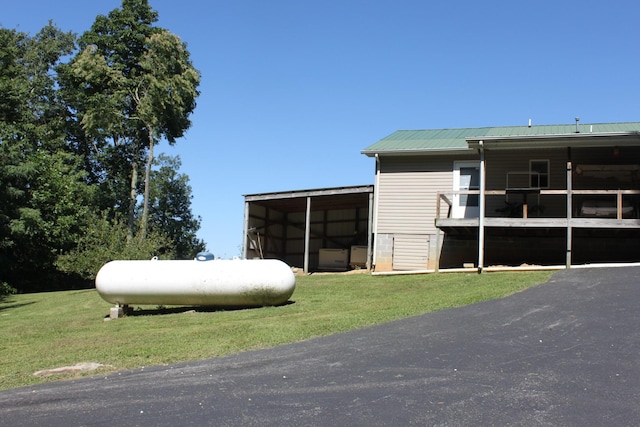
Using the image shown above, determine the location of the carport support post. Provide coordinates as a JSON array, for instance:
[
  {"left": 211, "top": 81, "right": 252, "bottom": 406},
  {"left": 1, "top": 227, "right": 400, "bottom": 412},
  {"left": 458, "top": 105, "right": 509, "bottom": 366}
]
[
  {"left": 303, "top": 196, "right": 311, "bottom": 274},
  {"left": 242, "top": 201, "right": 249, "bottom": 259}
]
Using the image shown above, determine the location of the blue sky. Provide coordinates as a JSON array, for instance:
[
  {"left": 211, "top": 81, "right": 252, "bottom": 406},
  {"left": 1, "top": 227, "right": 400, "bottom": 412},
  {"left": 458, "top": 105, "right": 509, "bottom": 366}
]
[{"left": 4, "top": 1, "right": 640, "bottom": 258}]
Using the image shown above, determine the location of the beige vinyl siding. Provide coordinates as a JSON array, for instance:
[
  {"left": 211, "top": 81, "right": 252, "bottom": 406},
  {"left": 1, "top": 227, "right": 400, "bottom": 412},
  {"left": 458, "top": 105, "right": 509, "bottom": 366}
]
[
  {"left": 376, "top": 155, "right": 477, "bottom": 234},
  {"left": 392, "top": 234, "right": 429, "bottom": 270},
  {"left": 377, "top": 149, "right": 574, "bottom": 230}
]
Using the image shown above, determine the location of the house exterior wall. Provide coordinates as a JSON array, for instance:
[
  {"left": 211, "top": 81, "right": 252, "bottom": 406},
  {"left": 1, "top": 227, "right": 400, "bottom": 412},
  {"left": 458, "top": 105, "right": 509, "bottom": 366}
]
[
  {"left": 483, "top": 147, "right": 640, "bottom": 218},
  {"left": 373, "top": 146, "right": 640, "bottom": 272},
  {"left": 373, "top": 151, "right": 568, "bottom": 271},
  {"left": 367, "top": 124, "right": 640, "bottom": 271},
  {"left": 374, "top": 153, "right": 477, "bottom": 271},
  {"left": 377, "top": 156, "right": 450, "bottom": 235},
  {"left": 484, "top": 148, "right": 568, "bottom": 217}
]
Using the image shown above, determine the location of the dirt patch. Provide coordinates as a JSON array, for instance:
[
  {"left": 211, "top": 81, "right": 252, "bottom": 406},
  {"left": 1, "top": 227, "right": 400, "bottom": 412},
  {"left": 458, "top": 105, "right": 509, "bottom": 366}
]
[
  {"left": 33, "top": 362, "right": 111, "bottom": 377},
  {"left": 292, "top": 267, "right": 370, "bottom": 276}
]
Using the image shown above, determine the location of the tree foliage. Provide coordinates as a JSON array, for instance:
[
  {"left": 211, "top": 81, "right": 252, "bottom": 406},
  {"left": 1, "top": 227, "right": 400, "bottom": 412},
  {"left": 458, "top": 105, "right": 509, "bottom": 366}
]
[
  {"left": 149, "top": 155, "right": 206, "bottom": 259},
  {"left": 0, "top": 24, "right": 93, "bottom": 292},
  {"left": 0, "top": 1, "right": 205, "bottom": 293},
  {"left": 59, "top": 0, "right": 200, "bottom": 240},
  {"left": 56, "top": 214, "right": 173, "bottom": 281}
]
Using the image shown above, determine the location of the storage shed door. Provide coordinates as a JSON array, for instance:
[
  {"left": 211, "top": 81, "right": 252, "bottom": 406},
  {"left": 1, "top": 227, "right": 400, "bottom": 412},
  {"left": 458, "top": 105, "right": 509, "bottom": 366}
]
[{"left": 392, "top": 234, "right": 429, "bottom": 270}]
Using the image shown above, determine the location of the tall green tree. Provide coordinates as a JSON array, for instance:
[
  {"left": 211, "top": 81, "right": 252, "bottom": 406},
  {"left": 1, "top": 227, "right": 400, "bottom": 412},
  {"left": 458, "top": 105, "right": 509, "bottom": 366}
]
[
  {"left": 59, "top": 0, "right": 200, "bottom": 240},
  {"left": 0, "top": 24, "right": 94, "bottom": 291},
  {"left": 149, "top": 154, "right": 205, "bottom": 259},
  {"left": 136, "top": 29, "right": 200, "bottom": 239}
]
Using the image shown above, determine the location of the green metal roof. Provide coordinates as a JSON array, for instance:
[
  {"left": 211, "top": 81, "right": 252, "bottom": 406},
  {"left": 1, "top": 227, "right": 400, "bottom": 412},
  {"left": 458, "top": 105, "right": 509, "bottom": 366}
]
[{"left": 362, "top": 122, "right": 640, "bottom": 156}]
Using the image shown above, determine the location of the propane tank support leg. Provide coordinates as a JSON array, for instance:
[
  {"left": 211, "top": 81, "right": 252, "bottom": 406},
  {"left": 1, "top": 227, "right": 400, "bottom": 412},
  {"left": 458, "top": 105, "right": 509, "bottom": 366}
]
[{"left": 109, "top": 303, "right": 123, "bottom": 319}]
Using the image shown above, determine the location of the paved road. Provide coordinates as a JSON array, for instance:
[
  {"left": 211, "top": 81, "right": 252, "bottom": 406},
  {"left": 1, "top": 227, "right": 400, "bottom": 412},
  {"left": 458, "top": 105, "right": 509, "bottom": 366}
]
[{"left": 1, "top": 267, "right": 639, "bottom": 426}]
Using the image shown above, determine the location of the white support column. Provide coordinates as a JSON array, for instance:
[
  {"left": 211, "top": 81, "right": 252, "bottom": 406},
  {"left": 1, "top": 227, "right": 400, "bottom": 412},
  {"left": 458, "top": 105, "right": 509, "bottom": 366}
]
[
  {"left": 303, "top": 196, "right": 311, "bottom": 274},
  {"left": 372, "top": 154, "right": 381, "bottom": 268},
  {"left": 566, "top": 161, "right": 572, "bottom": 268},
  {"left": 477, "top": 142, "right": 486, "bottom": 273}
]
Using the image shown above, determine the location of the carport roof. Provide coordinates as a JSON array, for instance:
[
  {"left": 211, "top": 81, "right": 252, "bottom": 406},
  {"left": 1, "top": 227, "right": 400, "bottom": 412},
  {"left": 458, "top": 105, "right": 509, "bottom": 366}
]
[
  {"left": 244, "top": 185, "right": 374, "bottom": 213},
  {"left": 362, "top": 122, "right": 640, "bottom": 156}
]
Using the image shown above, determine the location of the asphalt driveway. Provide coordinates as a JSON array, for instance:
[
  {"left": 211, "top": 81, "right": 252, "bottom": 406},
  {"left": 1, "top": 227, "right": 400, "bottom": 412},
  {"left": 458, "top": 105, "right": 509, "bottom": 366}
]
[{"left": 1, "top": 267, "right": 639, "bottom": 426}]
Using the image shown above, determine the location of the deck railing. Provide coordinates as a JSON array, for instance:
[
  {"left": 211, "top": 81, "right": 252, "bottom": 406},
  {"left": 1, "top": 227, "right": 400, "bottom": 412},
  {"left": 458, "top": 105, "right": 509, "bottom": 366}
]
[{"left": 436, "top": 189, "right": 640, "bottom": 220}]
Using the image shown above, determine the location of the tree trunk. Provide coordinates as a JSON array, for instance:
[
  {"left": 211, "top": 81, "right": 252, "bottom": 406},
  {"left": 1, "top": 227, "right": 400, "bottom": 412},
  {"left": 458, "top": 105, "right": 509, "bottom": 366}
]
[
  {"left": 127, "top": 157, "right": 138, "bottom": 243},
  {"left": 140, "top": 128, "right": 155, "bottom": 240}
]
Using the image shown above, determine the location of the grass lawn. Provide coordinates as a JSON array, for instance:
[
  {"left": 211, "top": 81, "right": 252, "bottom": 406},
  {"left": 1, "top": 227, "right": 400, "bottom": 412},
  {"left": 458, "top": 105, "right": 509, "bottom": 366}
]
[{"left": 0, "top": 270, "right": 553, "bottom": 390}]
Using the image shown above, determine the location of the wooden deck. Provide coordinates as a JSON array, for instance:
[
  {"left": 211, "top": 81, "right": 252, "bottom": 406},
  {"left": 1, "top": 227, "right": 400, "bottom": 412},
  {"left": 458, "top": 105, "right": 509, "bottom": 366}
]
[
  {"left": 436, "top": 217, "right": 640, "bottom": 229},
  {"left": 436, "top": 188, "right": 640, "bottom": 229},
  {"left": 434, "top": 160, "right": 640, "bottom": 271}
]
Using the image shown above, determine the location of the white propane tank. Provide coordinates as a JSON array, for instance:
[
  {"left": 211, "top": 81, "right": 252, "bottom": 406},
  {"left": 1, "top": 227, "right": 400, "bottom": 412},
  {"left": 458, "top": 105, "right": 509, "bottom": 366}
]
[{"left": 95, "top": 258, "right": 296, "bottom": 307}]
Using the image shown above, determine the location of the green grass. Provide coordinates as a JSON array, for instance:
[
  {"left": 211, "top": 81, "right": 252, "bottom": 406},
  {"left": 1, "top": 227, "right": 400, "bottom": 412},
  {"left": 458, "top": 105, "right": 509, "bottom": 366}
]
[{"left": 0, "top": 270, "right": 552, "bottom": 390}]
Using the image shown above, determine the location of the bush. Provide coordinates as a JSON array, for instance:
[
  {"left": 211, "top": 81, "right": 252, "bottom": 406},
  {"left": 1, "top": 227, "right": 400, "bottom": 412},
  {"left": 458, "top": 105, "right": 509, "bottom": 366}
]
[
  {"left": 0, "top": 281, "right": 17, "bottom": 297},
  {"left": 56, "top": 214, "right": 174, "bottom": 280}
]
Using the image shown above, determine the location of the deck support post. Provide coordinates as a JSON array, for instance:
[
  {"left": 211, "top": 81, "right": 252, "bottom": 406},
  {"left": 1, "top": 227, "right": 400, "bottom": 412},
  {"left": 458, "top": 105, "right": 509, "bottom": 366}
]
[
  {"left": 435, "top": 225, "right": 441, "bottom": 273},
  {"left": 478, "top": 142, "right": 486, "bottom": 273},
  {"left": 566, "top": 161, "right": 572, "bottom": 268}
]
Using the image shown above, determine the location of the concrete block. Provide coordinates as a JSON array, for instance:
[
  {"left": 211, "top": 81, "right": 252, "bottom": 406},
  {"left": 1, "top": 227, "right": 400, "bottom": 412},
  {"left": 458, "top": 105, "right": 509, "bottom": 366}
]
[{"left": 109, "top": 306, "right": 123, "bottom": 319}]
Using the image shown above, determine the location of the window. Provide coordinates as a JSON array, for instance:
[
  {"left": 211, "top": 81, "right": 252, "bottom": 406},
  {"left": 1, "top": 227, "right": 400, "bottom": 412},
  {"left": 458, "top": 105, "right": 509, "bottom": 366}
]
[{"left": 530, "top": 160, "right": 549, "bottom": 188}]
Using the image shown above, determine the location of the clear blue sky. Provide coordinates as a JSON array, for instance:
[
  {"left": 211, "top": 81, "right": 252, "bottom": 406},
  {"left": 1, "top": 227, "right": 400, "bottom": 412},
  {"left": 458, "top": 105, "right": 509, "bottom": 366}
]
[{"left": 4, "top": 1, "right": 640, "bottom": 258}]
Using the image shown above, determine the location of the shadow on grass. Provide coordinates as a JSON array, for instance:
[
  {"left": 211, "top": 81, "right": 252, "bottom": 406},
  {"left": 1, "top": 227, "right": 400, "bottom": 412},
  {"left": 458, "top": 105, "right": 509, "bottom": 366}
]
[
  {"left": 0, "top": 299, "right": 36, "bottom": 313},
  {"left": 121, "top": 300, "right": 296, "bottom": 317}
]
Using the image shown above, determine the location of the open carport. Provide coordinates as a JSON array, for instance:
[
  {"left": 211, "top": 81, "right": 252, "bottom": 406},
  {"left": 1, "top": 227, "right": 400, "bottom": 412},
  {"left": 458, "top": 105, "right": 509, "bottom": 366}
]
[{"left": 243, "top": 185, "right": 374, "bottom": 273}]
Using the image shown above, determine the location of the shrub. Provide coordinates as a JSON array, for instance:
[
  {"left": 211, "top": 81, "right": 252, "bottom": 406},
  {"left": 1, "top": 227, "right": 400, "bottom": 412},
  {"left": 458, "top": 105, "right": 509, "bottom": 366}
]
[
  {"left": 0, "top": 281, "right": 17, "bottom": 297},
  {"left": 56, "top": 213, "right": 173, "bottom": 280}
]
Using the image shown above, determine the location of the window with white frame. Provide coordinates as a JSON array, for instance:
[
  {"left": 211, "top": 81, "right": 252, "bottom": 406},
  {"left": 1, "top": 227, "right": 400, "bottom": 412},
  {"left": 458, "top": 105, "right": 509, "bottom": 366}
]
[{"left": 530, "top": 159, "right": 549, "bottom": 188}]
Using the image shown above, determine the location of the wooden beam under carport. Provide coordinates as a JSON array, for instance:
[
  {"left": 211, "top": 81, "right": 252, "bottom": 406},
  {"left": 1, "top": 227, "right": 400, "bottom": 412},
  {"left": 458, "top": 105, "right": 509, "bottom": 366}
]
[{"left": 304, "top": 196, "right": 311, "bottom": 273}]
